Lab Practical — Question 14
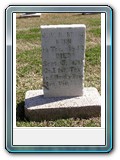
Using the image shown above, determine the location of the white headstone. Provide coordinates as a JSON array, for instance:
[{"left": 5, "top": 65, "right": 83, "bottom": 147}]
[
  {"left": 24, "top": 24, "right": 101, "bottom": 121},
  {"left": 41, "top": 24, "right": 86, "bottom": 97}
]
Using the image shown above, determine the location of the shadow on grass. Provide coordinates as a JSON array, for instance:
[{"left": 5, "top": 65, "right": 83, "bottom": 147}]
[
  {"left": 72, "top": 13, "right": 100, "bottom": 16},
  {"left": 16, "top": 101, "right": 26, "bottom": 121}
]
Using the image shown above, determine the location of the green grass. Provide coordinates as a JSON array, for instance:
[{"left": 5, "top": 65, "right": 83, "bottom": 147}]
[
  {"left": 17, "top": 28, "right": 41, "bottom": 40},
  {"left": 17, "top": 48, "right": 42, "bottom": 74},
  {"left": 16, "top": 117, "right": 101, "bottom": 127},
  {"left": 16, "top": 13, "right": 101, "bottom": 127},
  {"left": 86, "top": 45, "right": 101, "bottom": 65},
  {"left": 89, "top": 28, "right": 101, "bottom": 37},
  {"left": 17, "top": 32, "right": 40, "bottom": 40}
]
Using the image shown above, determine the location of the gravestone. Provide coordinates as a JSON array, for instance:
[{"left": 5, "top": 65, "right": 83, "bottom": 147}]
[
  {"left": 41, "top": 25, "right": 85, "bottom": 97},
  {"left": 24, "top": 24, "right": 101, "bottom": 122},
  {"left": 19, "top": 13, "right": 41, "bottom": 18}
]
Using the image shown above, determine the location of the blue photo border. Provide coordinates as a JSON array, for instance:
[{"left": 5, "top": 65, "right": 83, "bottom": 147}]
[{"left": 5, "top": 5, "right": 113, "bottom": 153}]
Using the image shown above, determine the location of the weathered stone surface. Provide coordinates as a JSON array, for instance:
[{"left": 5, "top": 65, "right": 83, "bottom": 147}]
[
  {"left": 25, "top": 87, "right": 101, "bottom": 121},
  {"left": 41, "top": 24, "right": 86, "bottom": 97}
]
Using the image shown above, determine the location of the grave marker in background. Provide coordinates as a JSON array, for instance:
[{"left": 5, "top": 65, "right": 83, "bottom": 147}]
[{"left": 18, "top": 13, "right": 41, "bottom": 18}]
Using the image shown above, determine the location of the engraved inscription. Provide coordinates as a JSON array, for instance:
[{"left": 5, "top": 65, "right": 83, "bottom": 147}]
[{"left": 41, "top": 25, "right": 86, "bottom": 96}]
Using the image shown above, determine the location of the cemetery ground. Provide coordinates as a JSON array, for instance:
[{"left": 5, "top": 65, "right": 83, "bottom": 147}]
[{"left": 16, "top": 13, "right": 101, "bottom": 127}]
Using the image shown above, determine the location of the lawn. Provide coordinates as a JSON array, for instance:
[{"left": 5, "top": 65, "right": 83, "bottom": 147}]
[{"left": 16, "top": 13, "right": 101, "bottom": 127}]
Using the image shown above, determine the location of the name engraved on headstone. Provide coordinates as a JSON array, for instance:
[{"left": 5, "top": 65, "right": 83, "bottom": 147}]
[{"left": 41, "top": 24, "right": 86, "bottom": 97}]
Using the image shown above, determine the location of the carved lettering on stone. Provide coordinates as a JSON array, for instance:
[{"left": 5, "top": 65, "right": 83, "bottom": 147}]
[{"left": 41, "top": 24, "right": 86, "bottom": 97}]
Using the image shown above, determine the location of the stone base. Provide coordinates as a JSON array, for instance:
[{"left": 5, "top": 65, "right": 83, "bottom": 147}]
[{"left": 24, "top": 87, "right": 101, "bottom": 121}]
